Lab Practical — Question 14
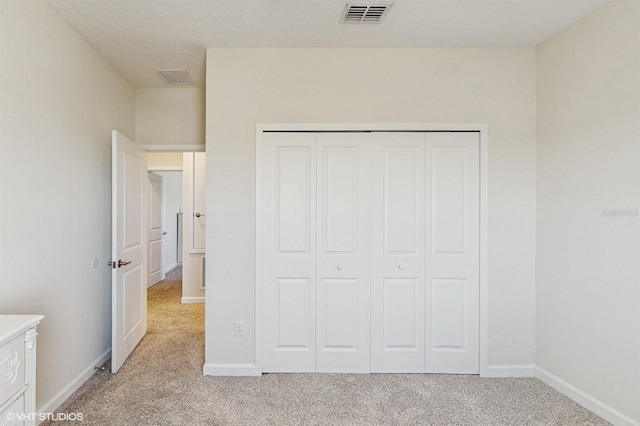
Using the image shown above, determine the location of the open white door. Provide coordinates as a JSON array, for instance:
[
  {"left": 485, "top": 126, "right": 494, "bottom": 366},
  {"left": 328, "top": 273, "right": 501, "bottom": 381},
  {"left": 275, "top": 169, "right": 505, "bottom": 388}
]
[
  {"left": 111, "top": 130, "right": 147, "bottom": 373},
  {"left": 147, "top": 172, "right": 165, "bottom": 286}
]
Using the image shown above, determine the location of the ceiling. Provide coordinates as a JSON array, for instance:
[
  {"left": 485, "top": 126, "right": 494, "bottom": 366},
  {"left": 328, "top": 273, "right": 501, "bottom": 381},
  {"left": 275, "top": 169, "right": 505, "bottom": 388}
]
[{"left": 45, "top": 0, "right": 611, "bottom": 88}]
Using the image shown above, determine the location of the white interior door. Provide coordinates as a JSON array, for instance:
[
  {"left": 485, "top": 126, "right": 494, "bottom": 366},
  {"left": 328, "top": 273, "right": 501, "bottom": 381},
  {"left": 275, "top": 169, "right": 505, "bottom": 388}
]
[
  {"left": 262, "top": 132, "right": 317, "bottom": 372},
  {"left": 148, "top": 172, "right": 165, "bottom": 286},
  {"left": 111, "top": 130, "right": 147, "bottom": 373},
  {"left": 192, "top": 152, "right": 206, "bottom": 250},
  {"left": 425, "top": 132, "right": 480, "bottom": 373},
  {"left": 371, "top": 132, "right": 426, "bottom": 373},
  {"left": 316, "top": 133, "right": 371, "bottom": 373}
]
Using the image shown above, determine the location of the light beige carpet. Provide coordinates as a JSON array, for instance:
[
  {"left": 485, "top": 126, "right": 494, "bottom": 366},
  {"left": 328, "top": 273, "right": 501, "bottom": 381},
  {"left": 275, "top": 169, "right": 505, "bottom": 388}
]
[{"left": 44, "top": 269, "right": 608, "bottom": 425}]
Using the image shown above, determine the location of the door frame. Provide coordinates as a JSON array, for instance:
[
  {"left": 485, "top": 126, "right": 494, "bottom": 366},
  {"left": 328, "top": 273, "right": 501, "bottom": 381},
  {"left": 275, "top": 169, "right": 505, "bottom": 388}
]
[{"left": 255, "top": 123, "right": 489, "bottom": 376}]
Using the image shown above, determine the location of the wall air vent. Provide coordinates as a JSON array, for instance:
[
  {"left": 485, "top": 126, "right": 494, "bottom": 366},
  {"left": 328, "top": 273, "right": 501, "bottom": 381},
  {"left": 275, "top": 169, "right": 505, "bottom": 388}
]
[
  {"left": 156, "top": 69, "right": 194, "bottom": 86},
  {"left": 341, "top": 2, "right": 393, "bottom": 24}
]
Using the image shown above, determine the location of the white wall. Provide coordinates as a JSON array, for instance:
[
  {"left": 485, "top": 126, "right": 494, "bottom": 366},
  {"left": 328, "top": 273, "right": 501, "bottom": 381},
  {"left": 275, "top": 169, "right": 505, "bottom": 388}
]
[
  {"left": 0, "top": 0, "right": 134, "bottom": 412},
  {"left": 135, "top": 88, "right": 205, "bottom": 147},
  {"left": 536, "top": 1, "right": 640, "bottom": 423},
  {"left": 147, "top": 152, "right": 184, "bottom": 170},
  {"left": 205, "top": 48, "right": 537, "bottom": 368},
  {"left": 153, "top": 172, "right": 183, "bottom": 272}
]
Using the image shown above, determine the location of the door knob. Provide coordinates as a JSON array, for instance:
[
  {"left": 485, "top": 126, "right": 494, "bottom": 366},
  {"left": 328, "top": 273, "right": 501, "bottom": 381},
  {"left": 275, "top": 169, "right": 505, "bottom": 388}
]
[
  {"left": 108, "top": 259, "right": 132, "bottom": 269},
  {"left": 398, "top": 264, "right": 404, "bottom": 270},
  {"left": 195, "top": 212, "right": 203, "bottom": 218},
  {"left": 337, "top": 264, "right": 343, "bottom": 270},
  {"left": 162, "top": 231, "right": 168, "bottom": 235}
]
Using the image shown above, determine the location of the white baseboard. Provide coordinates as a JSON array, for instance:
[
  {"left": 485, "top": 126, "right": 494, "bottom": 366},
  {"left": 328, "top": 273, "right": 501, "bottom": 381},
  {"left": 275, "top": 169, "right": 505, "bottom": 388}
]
[
  {"left": 181, "top": 297, "right": 205, "bottom": 304},
  {"left": 535, "top": 366, "right": 639, "bottom": 426},
  {"left": 203, "top": 363, "right": 260, "bottom": 376},
  {"left": 177, "top": 260, "right": 183, "bottom": 266},
  {"left": 482, "top": 364, "right": 535, "bottom": 378},
  {"left": 37, "top": 348, "right": 111, "bottom": 423},
  {"left": 164, "top": 262, "right": 178, "bottom": 274}
]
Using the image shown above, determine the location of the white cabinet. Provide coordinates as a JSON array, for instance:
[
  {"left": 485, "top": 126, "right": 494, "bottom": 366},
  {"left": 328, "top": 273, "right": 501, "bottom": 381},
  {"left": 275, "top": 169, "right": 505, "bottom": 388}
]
[
  {"left": 261, "top": 131, "right": 480, "bottom": 374},
  {"left": 0, "top": 315, "right": 43, "bottom": 426}
]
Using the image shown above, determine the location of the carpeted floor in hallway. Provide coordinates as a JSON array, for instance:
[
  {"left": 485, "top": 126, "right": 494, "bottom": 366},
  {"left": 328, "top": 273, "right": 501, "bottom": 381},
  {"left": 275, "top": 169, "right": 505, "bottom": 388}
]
[{"left": 44, "top": 269, "right": 608, "bottom": 425}]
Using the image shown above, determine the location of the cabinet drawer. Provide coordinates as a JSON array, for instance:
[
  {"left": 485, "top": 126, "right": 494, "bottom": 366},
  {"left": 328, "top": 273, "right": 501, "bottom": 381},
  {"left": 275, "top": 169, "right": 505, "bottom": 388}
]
[
  {"left": 0, "top": 334, "right": 25, "bottom": 404},
  {"left": 1, "top": 393, "right": 25, "bottom": 426}
]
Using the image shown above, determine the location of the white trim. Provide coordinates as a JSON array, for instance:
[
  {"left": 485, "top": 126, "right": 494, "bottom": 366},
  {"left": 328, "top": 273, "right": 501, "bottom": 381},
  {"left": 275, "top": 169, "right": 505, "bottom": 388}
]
[
  {"left": 478, "top": 126, "right": 489, "bottom": 377},
  {"left": 141, "top": 144, "right": 205, "bottom": 152},
  {"left": 164, "top": 262, "right": 178, "bottom": 274},
  {"left": 256, "top": 123, "right": 488, "bottom": 132},
  {"left": 535, "top": 367, "right": 639, "bottom": 426},
  {"left": 255, "top": 123, "right": 489, "bottom": 376},
  {"left": 147, "top": 166, "right": 183, "bottom": 171},
  {"left": 37, "top": 348, "right": 111, "bottom": 422},
  {"left": 482, "top": 364, "right": 535, "bottom": 378},
  {"left": 203, "top": 363, "right": 260, "bottom": 376},
  {"left": 254, "top": 125, "right": 263, "bottom": 374},
  {"left": 181, "top": 296, "right": 205, "bottom": 304}
]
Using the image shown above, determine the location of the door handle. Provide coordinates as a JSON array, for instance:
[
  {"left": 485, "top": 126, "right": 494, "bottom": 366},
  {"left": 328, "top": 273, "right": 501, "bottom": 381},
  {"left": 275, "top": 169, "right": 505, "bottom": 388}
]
[
  {"left": 162, "top": 231, "right": 168, "bottom": 235},
  {"left": 108, "top": 259, "right": 132, "bottom": 269},
  {"left": 195, "top": 212, "right": 204, "bottom": 218}
]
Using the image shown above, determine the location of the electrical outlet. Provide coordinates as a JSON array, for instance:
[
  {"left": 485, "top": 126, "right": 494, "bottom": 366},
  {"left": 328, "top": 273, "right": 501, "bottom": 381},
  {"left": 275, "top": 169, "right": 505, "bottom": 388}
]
[{"left": 234, "top": 321, "right": 244, "bottom": 336}]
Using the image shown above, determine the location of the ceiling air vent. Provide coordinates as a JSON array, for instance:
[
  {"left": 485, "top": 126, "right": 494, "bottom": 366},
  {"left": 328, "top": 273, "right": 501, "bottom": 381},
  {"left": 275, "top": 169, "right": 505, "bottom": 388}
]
[
  {"left": 156, "top": 69, "right": 194, "bottom": 86},
  {"left": 341, "top": 2, "right": 393, "bottom": 24}
]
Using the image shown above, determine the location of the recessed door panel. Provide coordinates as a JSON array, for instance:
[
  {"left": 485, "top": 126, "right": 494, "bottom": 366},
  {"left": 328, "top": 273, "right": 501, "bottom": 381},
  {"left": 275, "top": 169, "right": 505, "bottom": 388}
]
[
  {"left": 277, "top": 278, "right": 312, "bottom": 348},
  {"left": 384, "top": 147, "right": 420, "bottom": 254},
  {"left": 319, "top": 279, "right": 358, "bottom": 349},
  {"left": 123, "top": 151, "right": 143, "bottom": 249},
  {"left": 430, "top": 279, "right": 465, "bottom": 349},
  {"left": 278, "top": 148, "right": 313, "bottom": 253},
  {"left": 432, "top": 148, "right": 467, "bottom": 255},
  {"left": 371, "top": 132, "right": 426, "bottom": 373},
  {"left": 123, "top": 265, "right": 143, "bottom": 339},
  {"left": 383, "top": 278, "right": 419, "bottom": 349},
  {"left": 322, "top": 148, "right": 357, "bottom": 254}
]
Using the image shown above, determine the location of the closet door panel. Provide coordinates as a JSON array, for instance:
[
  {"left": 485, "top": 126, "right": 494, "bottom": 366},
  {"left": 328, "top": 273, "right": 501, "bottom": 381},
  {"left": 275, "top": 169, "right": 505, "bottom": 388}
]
[
  {"left": 425, "top": 132, "right": 480, "bottom": 374},
  {"left": 316, "top": 133, "right": 371, "bottom": 373},
  {"left": 262, "top": 132, "right": 317, "bottom": 372},
  {"left": 371, "top": 132, "right": 426, "bottom": 373}
]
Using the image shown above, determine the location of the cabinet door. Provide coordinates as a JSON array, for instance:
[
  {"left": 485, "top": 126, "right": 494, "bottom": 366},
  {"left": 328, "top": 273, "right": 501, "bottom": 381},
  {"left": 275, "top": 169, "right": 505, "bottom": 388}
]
[
  {"left": 425, "top": 132, "right": 480, "bottom": 374},
  {"left": 262, "top": 133, "right": 317, "bottom": 372},
  {"left": 371, "top": 132, "right": 426, "bottom": 373},
  {"left": 316, "top": 133, "right": 371, "bottom": 373}
]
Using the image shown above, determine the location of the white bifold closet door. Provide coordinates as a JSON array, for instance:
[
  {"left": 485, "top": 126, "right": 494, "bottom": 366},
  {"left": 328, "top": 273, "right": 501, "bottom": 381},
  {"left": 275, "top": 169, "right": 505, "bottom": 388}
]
[
  {"left": 370, "top": 132, "right": 426, "bottom": 373},
  {"left": 316, "top": 133, "right": 371, "bottom": 373},
  {"left": 262, "top": 131, "right": 479, "bottom": 374},
  {"left": 262, "top": 132, "right": 371, "bottom": 372},
  {"left": 424, "top": 132, "right": 479, "bottom": 374},
  {"left": 370, "top": 132, "right": 480, "bottom": 373}
]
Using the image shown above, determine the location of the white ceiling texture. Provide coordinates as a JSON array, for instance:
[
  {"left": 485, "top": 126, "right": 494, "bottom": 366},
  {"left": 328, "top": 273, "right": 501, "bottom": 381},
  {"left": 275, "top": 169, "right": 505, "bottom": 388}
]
[{"left": 45, "top": 0, "right": 611, "bottom": 88}]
